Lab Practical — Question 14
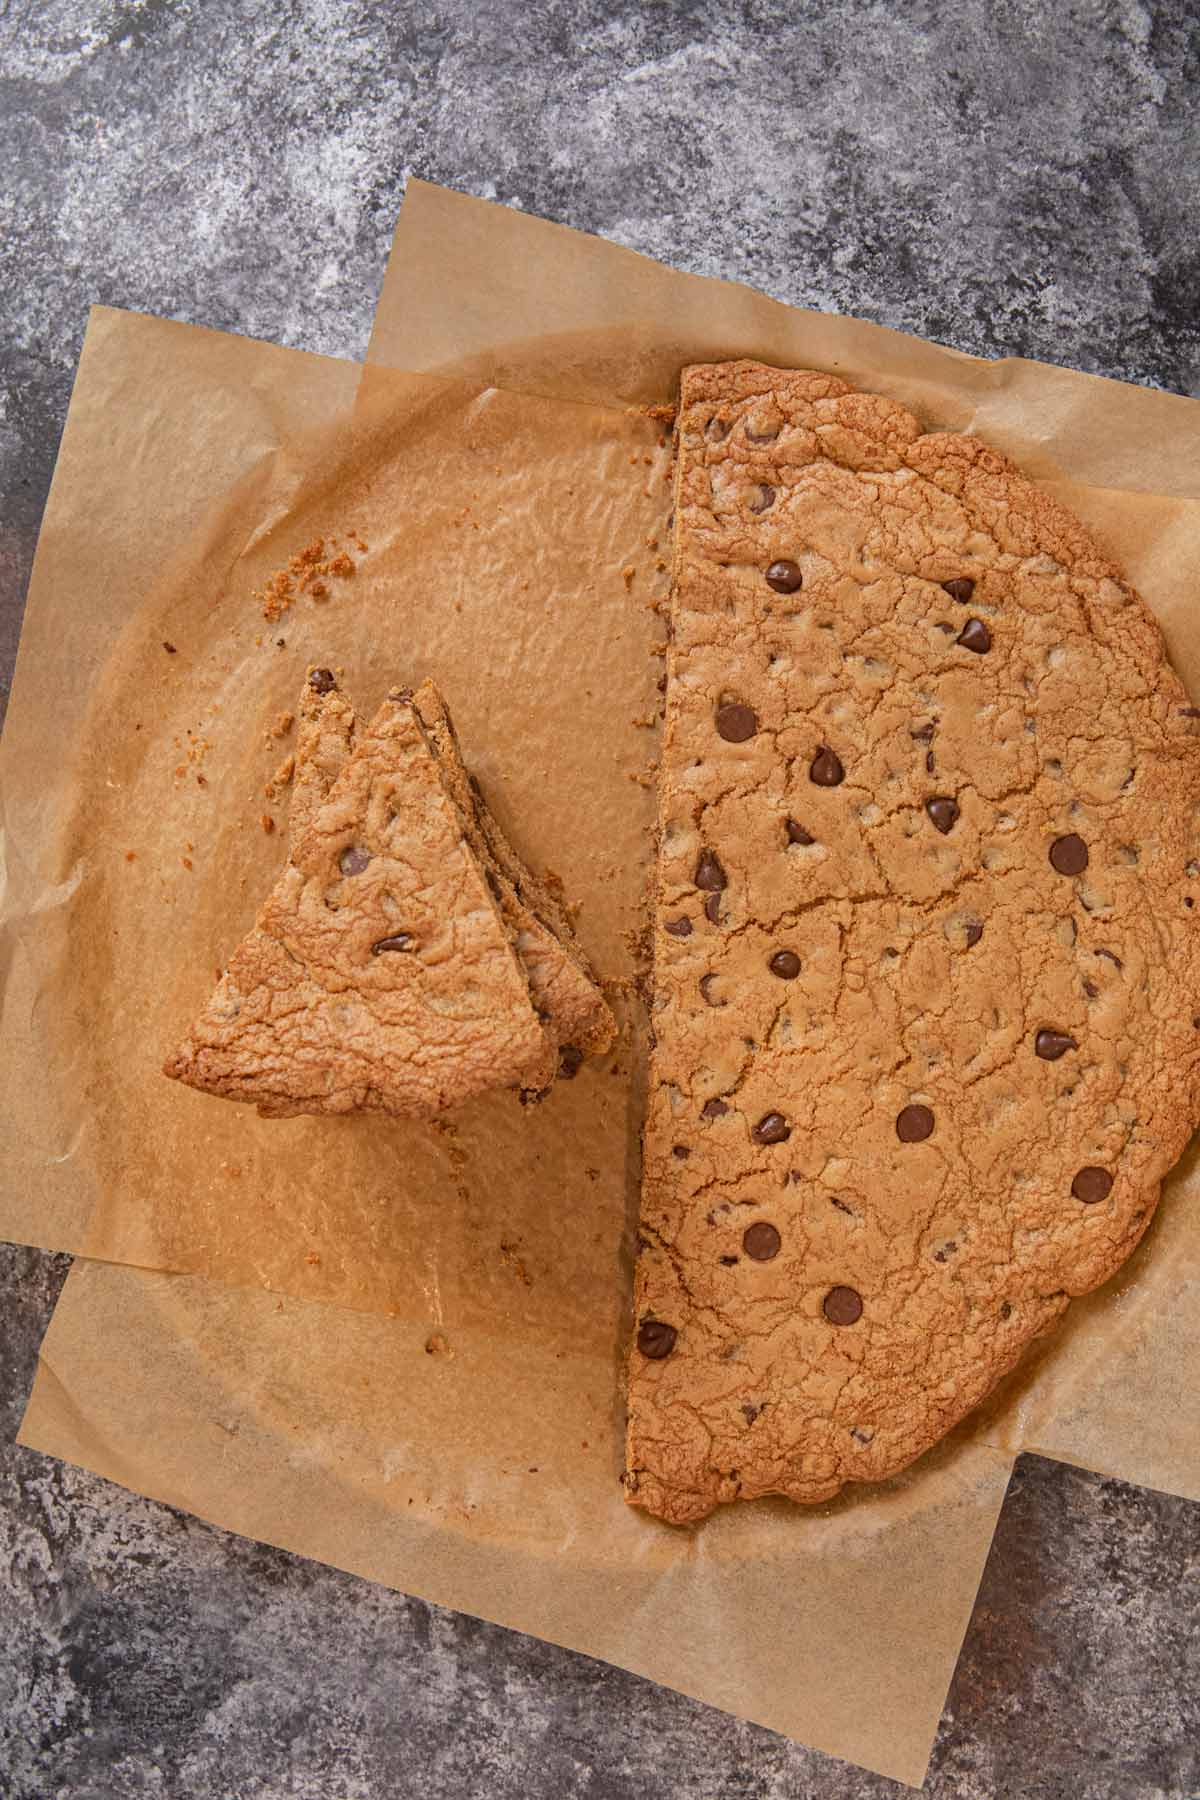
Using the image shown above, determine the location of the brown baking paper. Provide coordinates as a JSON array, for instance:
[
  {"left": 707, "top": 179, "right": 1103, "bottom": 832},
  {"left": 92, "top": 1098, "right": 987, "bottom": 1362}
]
[{"left": 4, "top": 188, "right": 1199, "bottom": 1785}]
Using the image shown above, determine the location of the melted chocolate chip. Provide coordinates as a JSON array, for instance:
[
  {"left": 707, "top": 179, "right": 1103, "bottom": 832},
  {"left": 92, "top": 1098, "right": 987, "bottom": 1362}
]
[
  {"left": 1035, "top": 1028, "right": 1078, "bottom": 1061},
  {"left": 558, "top": 1046, "right": 584, "bottom": 1079},
  {"left": 786, "top": 819, "right": 815, "bottom": 846},
  {"left": 1072, "top": 1166, "right": 1113, "bottom": 1204},
  {"left": 704, "top": 893, "right": 723, "bottom": 924},
  {"left": 637, "top": 1320, "right": 677, "bottom": 1359},
  {"left": 766, "top": 559, "right": 803, "bottom": 594},
  {"left": 743, "top": 1221, "right": 781, "bottom": 1261},
  {"left": 965, "top": 921, "right": 984, "bottom": 946},
  {"left": 1049, "top": 833, "right": 1089, "bottom": 876},
  {"left": 701, "top": 1098, "right": 730, "bottom": 1119},
  {"left": 810, "top": 745, "right": 845, "bottom": 787},
  {"left": 665, "top": 916, "right": 693, "bottom": 938},
  {"left": 308, "top": 667, "right": 337, "bottom": 693},
  {"left": 699, "top": 974, "right": 725, "bottom": 1008},
  {"left": 941, "top": 578, "right": 975, "bottom": 603},
  {"left": 823, "top": 1286, "right": 863, "bottom": 1326},
  {"left": 741, "top": 1402, "right": 760, "bottom": 1424},
  {"left": 672, "top": 1144, "right": 690, "bottom": 1159},
  {"left": 896, "top": 1103, "right": 935, "bottom": 1143},
  {"left": 768, "top": 949, "right": 801, "bottom": 980},
  {"left": 749, "top": 483, "right": 776, "bottom": 514},
  {"left": 695, "top": 849, "right": 727, "bottom": 892},
  {"left": 339, "top": 846, "right": 371, "bottom": 877},
  {"left": 926, "top": 795, "right": 960, "bottom": 834},
  {"left": 1095, "top": 948, "right": 1122, "bottom": 968},
  {"left": 752, "top": 1111, "right": 791, "bottom": 1145},
  {"left": 958, "top": 618, "right": 991, "bottom": 653},
  {"left": 370, "top": 933, "right": 413, "bottom": 955},
  {"left": 716, "top": 702, "right": 758, "bottom": 742}
]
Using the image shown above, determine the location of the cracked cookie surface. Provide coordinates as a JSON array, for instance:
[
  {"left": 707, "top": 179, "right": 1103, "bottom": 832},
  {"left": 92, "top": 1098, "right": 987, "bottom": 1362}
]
[
  {"left": 164, "top": 684, "right": 553, "bottom": 1118},
  {"left": 625, "top": 360, "right": 1200, "bottom": 1525}
]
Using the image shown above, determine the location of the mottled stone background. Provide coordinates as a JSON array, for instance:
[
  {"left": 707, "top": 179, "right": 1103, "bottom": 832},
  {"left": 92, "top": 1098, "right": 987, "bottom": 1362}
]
[{"left": 2, "top": 3, "right": 1198, "bottom": 1796}]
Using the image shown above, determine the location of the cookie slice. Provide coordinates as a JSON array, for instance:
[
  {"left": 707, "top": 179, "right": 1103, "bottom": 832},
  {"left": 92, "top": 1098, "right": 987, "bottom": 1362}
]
[
  {"left": 409, "top": 680, "right": 616, "bottom": 1064},
  {"left": 290, "top": 672, "right": 615, "bottom": 1070},
  {"left": 625, "top": 360, "right": 1200, "bottom": 1524},
  {"left": 164, "top": 687, "right": 555, "bottom": 1118}
]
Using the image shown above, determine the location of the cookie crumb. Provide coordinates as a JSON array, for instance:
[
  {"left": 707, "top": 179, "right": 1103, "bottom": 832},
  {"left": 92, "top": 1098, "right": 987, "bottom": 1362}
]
[{"left": 425, "top": 1331, "right": 452, "bottom": 1356}]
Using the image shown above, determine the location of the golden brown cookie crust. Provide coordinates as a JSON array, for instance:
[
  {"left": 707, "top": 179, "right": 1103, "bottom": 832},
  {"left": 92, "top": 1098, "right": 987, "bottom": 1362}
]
[
  {"left": 164, "top": 688, "right": 553, "bottom": 1117},
  {"left": 625, "top": 361, "right": 1200, "bottom": 1525}
]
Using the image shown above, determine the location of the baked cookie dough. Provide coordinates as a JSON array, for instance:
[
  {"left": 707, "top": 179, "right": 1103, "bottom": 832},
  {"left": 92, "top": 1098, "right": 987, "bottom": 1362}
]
[
  {"left": 165, "top": 676, "right": 554, "bottom": 1117},
  {"left": 626, "top": 361, "right": 1200, "bottom": 1523}
]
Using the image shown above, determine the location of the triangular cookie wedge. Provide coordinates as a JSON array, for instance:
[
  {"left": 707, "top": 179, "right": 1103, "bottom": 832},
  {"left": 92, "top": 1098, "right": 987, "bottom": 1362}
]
[
  {"left": 290, "top": 672, "right": 615, "bottom": 1071},
  {"left": 164, "top": 681, "right": 554, "bottom": 1117}
]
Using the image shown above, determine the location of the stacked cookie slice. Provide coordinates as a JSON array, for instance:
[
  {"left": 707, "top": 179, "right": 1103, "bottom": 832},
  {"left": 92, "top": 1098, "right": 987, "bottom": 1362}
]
[{"left": 165, "top": 670, "right": 613, "bottom": 1118}]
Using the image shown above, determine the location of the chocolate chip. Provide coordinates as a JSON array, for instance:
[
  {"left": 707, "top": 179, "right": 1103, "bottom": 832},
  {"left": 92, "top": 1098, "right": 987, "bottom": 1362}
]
[
  {"left": 665, "top": 915, "right": 693, "bottom": 937},
  {"left": 558, "top": 1046, "right": 584, "bottom": 1080},
  {"left": 1072, "top": 1166, "right": 1113, "bottom": 1204},
  {"left": 768, "top": 949, "right": 801, "bottom": 980},
  {"left": 965, "top": 921, "right": 984, "bottom": 946},
  {"left": 308, "top": 667, "right": 337, "bottom": 693},
  {"left": 719, "top": 1254, "right": 739, "bottom": 1266},
  {"left": 896, "top": 1104, "right": 934, "bottom": 1143},
  {"left": 752, "top": 1111, "right": 791, "bottom": 1145},
  {"left": 706, "top": 415, "right": 731, "bottom": 441},
  {"left": 371, "top": 933, "right": 413, "bottom": 955},
  {"left": 933, "top": 1240, "right": 958, "bottom": 1263},
  {"left": 743, "top": 1221, "right": 781, "bottom": 1261},
  {"left": 716, "top": 702, "right": 758, "bottom": 742},
  {"left": 1095, "top": 947, "right": 1122, "bottom": 968},
  {"left": 637, "top": 1320, "right": 677, "bottom": 1359},
  {"left": 1049, "top": 833, "right": 1089, "bottom": 876},
  {"left": 701, "top": 1098, "right": 730, "bottom": 1119},
  {"left": 750, "top": 483, "right": 776, "bottom": 514},
  {"left": 926, "top": 796, "right": 960, "bottom": 834},
  {"left": 704, "top": 893, "right": 723, "bottom": 924},
  {"left": 766, "top": 559, "right": 803, "bottom": 594},
  {"left": 925, "top": 750, "right": 936, "bottom": 774},
  {"left": 823, "top": 1286, "right": 863, "bottom": 1326},
  {"left": 695, "top": 849, "right": 727, "bottom": 891},
  {"left": 941, "top": 578, "right": 975, "bottom": 603},
  {"left": 786, "top": 818, "right": 815, "bottom": 846},
  {"left": 338, "top": 846, "right": 371, "bottom": 877},
  {"left": 672, "top": 1144, "right": 690, "bottom": 1159},
  {"left": 958, "top": 618, "right": 991, "bottom": 653},
  {"left": 1180, "top": 707, "right": 1200, "bottom": 718},
  {"left": 810, "top": 745, "right": 844, "bottom": 786},
  {"left": 699, "top": 974, "right": 725, "bottom": 1007},
  {"left": 1035, "top": 1028, "right": 1077, "bottom": 1061},
  {"left": 741, "top": 1402, "right": 760, "bottom": 1424},
  {"left": 162, "top": 640, "right": 177, "bottom": 654}
]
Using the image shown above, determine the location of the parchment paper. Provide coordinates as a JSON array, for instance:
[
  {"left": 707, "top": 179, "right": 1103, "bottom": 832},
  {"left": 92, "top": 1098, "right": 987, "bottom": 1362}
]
[{"left": 5, "top": 188, "right": 1199, "bottom": 1785}]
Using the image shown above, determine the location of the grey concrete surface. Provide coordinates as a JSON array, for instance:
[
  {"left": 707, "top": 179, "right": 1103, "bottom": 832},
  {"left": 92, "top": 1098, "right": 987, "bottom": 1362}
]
[{"left": 2, "top": 2, "right": 1199, "bottom": 1796}]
